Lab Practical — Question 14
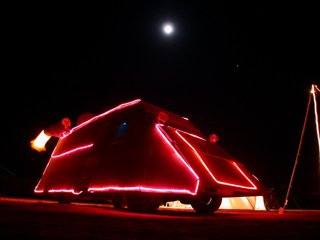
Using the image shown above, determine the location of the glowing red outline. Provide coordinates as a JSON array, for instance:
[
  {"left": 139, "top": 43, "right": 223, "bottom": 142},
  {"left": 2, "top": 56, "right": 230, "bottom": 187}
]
[
  {"left": 35, "top": 100, "right": 141, "bottom": 195},
  {"left": 155, "top": 124, "right": 200, "bottom": 193},
  {"left": 35, "top": 99, "right": 258, "bottom": 196},
  {"left": 34, "top": 189, "right": 44, "bottom": 193},
  {"left": 48, "top": 189, "right": 83, "bottom": 195},
  {"left": 87, "top": 124, "right": 200, "bottom": 195},
  {"left": 159, "top": 124, "right": 206, "bottom": 141},
  {"left": 88, "top": 186, "right": 140, "bottom": 192},
  {"left": 51, "top": 144, "right": 94, "bottom": 158},
  {"left": 175, "top": 130, "right": 257, "bottom": 190},
  {"left": 62, "top": 99, "right": 141, "bottom": 138},
  {"left": 88, "top": 186, "right": 199, "bottom": 195},
  {"left": 34, "top": 144, "right": 93, "bottom": 194}
]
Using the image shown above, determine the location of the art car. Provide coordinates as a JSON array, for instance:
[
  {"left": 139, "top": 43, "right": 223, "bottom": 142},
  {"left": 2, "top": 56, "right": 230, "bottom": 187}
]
[{"left": 33, "top": 99, "right": 269, "bottom": 213}]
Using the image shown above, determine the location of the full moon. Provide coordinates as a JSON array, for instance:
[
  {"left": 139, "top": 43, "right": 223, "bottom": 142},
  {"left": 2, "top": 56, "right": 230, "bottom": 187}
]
[{"left": 163, "top": 23, "right": 174, "bottom": 35}]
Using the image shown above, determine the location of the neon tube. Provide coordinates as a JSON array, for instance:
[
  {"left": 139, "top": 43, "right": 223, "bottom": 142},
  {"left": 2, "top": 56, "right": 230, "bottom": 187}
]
[
  {"left": 62, "top": 99, "right": 141, "bottom": 138},
  {"left": 175, "top": 130, "right": 257, "bottom": 190},
  {"left": 172, "top": 129, "right": 206, "bottom": 141},
  {"left": 311, "top": 84, "right": 320, "bottom": 162},
  {"left": 87, "top": 125, "right": 200, "bottom": 196},
  {"left": 88, "top": 185, "right": 199, "bottom": 195},
  {"left": 34, "top": 189, "right": 44, "bottom": 193},
  {"left": 34, "top": 144, "right": 93, "bottom": 194},
  {"left": 232, "top": 162, "right": 258, "bottom": 189},
  {"left": 35, "top": 100, "right": 141, "bottom": 195},
  {"left": 160, "top": 124, "right": 206, "bottom": 141},
  {"left": 155, "top": 124, "right": 200, "bottom": 187},
  {"left": 51, "top": 144, "right": 93, "bottom": 158},
  {"left": 48, "top": 189, "right": 83, "bottom": 195},
  {"left": 35, "top": 144, "right": 93, "bottom": 193},
  {"left": 140, "top": 184, "right": 200, "bottom": 195},
  {"left": 88, "top": 186, "right": 141, "bottom": 192}
]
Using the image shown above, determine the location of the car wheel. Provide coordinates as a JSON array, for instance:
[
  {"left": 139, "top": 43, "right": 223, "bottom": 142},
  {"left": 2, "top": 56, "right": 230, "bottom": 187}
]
[
  {"left": 124, "top": 191, "right": 163, "bottom": 213},
  {"left": 57, "top": 193, "right": 73, "bottom": 204},
  {"left": 111, "top": 194, "right": 126, "bottom": 209},
  {"left": 191, "top": 194, "right": 222, "bottom": 214}
]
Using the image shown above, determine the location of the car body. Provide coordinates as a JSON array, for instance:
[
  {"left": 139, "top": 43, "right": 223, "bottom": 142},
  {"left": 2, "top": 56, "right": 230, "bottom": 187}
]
[{"left": 34, "top": 99, "right": 268, "bottom": 213}]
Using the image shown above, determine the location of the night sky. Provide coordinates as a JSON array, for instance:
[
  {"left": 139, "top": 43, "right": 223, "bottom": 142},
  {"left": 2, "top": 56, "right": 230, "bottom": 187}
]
[{"left": 3, "top": 1, "right": 319, "bottom": 196}]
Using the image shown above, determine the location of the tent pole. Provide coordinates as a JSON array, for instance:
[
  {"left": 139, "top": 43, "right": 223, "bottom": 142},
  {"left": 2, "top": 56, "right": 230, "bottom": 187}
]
[{"left": 279, "top": 92, "right": 312, "bottom": 214}]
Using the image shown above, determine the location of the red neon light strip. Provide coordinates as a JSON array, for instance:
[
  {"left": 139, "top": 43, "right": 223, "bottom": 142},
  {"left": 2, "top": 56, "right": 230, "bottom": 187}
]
[
  {"left": 34, "top": 144, "right": 93, "bottom": 193},
  {"left": 160, "top": 124, "right": 207, "bottom": 141},
  {"left": 88, "top": 186, "right": 140, "bottom": 192},
  {"left": 36, "top": 100, "right": 141, "bottom": 192},
  {"left": 232, "top": 162, "right": 258, "bottom": 189},
  {"left": 34, "top": 147, "right": 60, "bottom": 193},
  {"left": 140, "top": 185, "right": 199, "bottom": 194},
  {"left": 62, "top": 99, "right": 141, "bottom": 138},
  {"left": 155, "top": 124, "right": 200, "bottom": 187},
  {"left": 51, "top": 144, "right": 93, "bottom": 158},
  {"left": 48, "top": 189, "right": 83, "bottom": 195},
  {"left": 87, "top": 125, "right": 200, "bottom": 196},
  {"left": 34, "top": 189, "right": 44, "bottom": 193},
  {"left": 175, "top": 130, "right": 257, "bottom": 190},
  {"left": 88, "top": 185, "right": 199, "bottom": 195},
  {"left": 180, "top": 131, "right": 206, "bottom": 141}
]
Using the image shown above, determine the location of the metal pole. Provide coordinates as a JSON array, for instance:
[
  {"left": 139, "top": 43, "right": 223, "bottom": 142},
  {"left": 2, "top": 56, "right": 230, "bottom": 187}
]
[{"left": 279, "top": 92, "right": 312, "bottom": 214}]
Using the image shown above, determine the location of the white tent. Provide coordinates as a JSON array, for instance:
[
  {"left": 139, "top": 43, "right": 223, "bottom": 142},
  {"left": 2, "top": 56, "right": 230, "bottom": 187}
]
[
  {"left": 165, "top": 196, "right": 266, "bottom": 210},
  {"left": 219, "top": 196, "right": 266, "bottom": 210}
]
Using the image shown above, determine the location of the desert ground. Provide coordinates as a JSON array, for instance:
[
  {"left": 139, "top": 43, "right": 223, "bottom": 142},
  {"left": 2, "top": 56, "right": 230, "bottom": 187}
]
[{"left": 0, "top": 197, "right": 319, "bottom": 239}]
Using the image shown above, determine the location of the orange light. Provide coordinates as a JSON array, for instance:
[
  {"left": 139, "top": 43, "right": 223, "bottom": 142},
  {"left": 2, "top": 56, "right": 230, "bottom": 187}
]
[{"left": 30, "top": 130, "right": 51, "bottom": 152}]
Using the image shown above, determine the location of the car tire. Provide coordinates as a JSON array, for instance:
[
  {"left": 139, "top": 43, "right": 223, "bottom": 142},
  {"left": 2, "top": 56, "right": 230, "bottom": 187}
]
[
  {"left": 111, "top": 194, "right": 126, "bottom": 209},
  {"left": 57, "top": 193, "right": 73, "bottom": 204},
  {"left": 191, "top": 194, "right": 222, "bottom": 214},
  {"left": 124, "top": 191, "right": 163, "bottom": 213}
]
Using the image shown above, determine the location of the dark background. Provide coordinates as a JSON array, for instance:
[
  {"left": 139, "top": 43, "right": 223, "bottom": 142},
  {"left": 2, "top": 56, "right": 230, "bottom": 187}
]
[{"left": 2, "top": 1, "right": 319, "bottom": 202}]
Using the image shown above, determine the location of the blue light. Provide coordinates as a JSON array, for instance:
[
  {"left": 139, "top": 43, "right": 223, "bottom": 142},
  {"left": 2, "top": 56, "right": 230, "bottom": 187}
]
[{"left": 117, "top": 122, "right": 128, "bottom": 137}]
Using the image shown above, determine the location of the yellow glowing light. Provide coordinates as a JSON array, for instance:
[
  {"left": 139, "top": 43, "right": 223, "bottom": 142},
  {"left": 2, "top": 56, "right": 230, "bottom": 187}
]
[{"left": 30, "top": 130, "right": 51, "bottom": 152}]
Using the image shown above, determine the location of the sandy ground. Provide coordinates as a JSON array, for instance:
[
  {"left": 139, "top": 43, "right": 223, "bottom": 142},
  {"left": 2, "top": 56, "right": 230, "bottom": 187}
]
[{"left": 0, "top": 197, "right": 319, "bottom": 239}]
